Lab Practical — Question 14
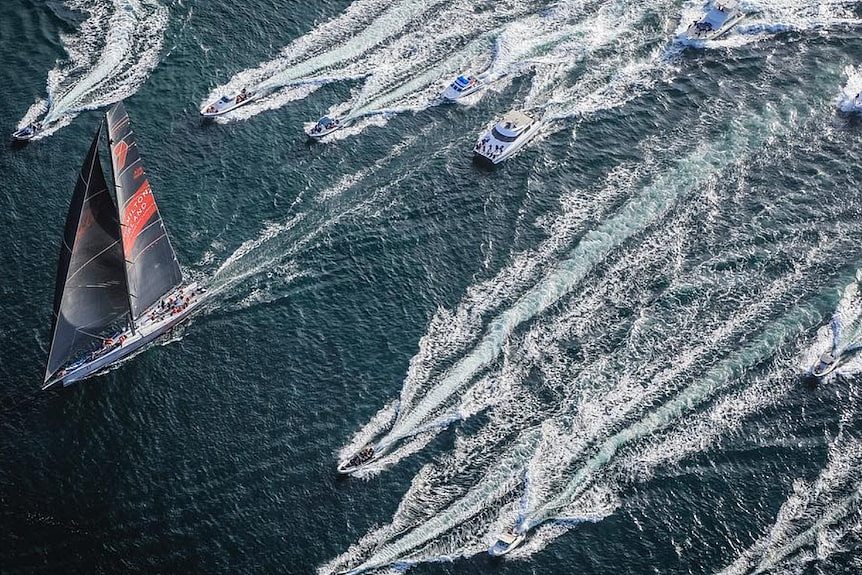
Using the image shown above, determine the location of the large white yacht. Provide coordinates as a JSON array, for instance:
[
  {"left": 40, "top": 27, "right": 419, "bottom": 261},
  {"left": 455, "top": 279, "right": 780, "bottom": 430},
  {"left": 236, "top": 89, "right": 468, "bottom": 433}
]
[
  {"left": 200, "top": 87, "right": 258, "bottom": 117},
  {"left": 442, "top": 74, "right": 485, "bottom": 102},
  {"left": 474, "top": 110, "right": 542, "bottom": 164},
  {"left": 682, "top": 0, "right": 745, "bottom": 41}
]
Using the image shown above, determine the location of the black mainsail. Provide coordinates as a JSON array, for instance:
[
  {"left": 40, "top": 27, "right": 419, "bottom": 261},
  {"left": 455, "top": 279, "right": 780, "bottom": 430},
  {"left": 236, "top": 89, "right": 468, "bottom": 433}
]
[
  {"left": 45, "top": 127, "right": 131, "bottom": 382},
  {"left": 106, "top": 101, "right": 182, "bottom": 320}
]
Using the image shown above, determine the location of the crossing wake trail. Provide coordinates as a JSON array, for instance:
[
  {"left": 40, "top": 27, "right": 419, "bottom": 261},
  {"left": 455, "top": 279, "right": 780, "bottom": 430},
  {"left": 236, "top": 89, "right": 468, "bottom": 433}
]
[{"left": 16, "top": 0, "right": 169, "bottom": 139}]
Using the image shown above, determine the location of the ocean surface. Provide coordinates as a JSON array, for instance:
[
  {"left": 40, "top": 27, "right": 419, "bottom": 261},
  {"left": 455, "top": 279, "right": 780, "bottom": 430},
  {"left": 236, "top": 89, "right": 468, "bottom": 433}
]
[{"left": 3, "top": 0, "right": 862, "bottom": 573}]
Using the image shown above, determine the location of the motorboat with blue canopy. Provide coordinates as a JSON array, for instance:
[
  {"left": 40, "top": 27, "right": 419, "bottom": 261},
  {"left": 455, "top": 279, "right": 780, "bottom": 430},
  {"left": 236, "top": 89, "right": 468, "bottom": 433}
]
[
  {"left": 306, "top": 115, "right": 343, "bottom": 139},
  {"left": 442, "top": 74, "right": 484, "bottom": 101}
]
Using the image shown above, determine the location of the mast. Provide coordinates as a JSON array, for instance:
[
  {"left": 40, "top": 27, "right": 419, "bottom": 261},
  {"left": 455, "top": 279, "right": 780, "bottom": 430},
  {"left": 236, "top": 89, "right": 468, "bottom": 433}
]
[
  {"left": 45, "top": 126, "right": 131, "bottom": 384},
  {"left": 105, "top": 101, "right": 183, "bottom": 321},
  {"left": 105, "top": 118, "right": 137, "bottom": 336}
]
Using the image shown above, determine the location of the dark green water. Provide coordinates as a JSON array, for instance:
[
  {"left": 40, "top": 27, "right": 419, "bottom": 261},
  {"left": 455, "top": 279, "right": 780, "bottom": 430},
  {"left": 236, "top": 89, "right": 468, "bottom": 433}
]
[{"left": 3, "top": 0, "right": 862, "bottom": 574}]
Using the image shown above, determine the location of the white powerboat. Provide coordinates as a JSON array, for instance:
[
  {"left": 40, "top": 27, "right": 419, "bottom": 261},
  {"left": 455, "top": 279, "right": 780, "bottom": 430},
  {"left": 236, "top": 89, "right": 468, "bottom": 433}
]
[
  {"left": 488, "top": 530, "right": 526, "bottom": 556},
  {"left": 683, "top": 0, "right": 745, "bottom": 41},
  {"left": 306, "top": 115, "right": 343, "bottom": 139},
  {"left": 200, "top": 87, "right": 257, "bottom": 117},
  {"left": 12, "top": 122, "right": 41, "bottom": 141},
  {"left": 811, "top": 352, "right": 840, "bottom": 378},
  {"left": 336, "top": 445, "right": 375, "bottom": 475},
  {"left": 442, "top": 74, "right": 484, "bottom": 102},
  {"left": 474, "top": 110, "right": 542, "bottom": 164}
]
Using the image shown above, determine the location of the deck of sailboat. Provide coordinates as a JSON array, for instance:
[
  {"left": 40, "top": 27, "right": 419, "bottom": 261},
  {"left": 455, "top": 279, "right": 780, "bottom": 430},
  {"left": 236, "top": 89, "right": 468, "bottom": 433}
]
[{"left": 44, "top": 283, "right": 206, "bottom": 389}]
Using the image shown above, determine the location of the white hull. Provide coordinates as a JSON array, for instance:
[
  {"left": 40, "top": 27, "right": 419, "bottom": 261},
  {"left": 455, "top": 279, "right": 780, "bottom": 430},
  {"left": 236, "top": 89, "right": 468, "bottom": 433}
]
[
  {"left": 488, "top": 532, "right": 526, "bottom": 556},
  {"left": 306, "top": 124, "right": 342, "bottom": 139},
  {"left": 200, "top": 93, "right": 258, "bottom": 117},
  {"left": 44, "top": 284, "right": 205, "bottom": 389},
  {"left": 442, "top": 82, "right": 484, "bottom": 102},
  {"left": 683, "top": 11, "right": 744, "bottom": 42},
  {"left": 475, "top": 121, "right": 542, "bottom": 164},
  {"left": 812, "top": 359, "right": 841, "bottom": 378},
  {"left": 12, "top": 127, "right": 38, "bottom": 141}
]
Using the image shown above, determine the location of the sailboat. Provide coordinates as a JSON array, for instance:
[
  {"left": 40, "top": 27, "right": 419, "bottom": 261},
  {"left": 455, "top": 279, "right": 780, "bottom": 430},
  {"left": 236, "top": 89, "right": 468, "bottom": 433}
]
[{"left": 43, "top": 101, "right": 205, "bottom": 389}]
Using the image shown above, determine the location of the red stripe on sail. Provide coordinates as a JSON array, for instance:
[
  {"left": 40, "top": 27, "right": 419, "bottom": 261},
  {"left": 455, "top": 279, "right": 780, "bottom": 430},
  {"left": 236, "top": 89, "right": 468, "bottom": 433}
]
[
  {"left": 122, "top": 180, "right": 158, "bottom": 258},
  {"left": 113, "top": 141, "right": 129, "bottom": 171}
]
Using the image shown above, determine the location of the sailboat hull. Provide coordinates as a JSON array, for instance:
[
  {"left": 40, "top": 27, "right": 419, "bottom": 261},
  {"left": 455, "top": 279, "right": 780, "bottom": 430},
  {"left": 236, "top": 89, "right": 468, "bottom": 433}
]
[{"left": 44, "top": 285, "right": 205, "bottom": 389}]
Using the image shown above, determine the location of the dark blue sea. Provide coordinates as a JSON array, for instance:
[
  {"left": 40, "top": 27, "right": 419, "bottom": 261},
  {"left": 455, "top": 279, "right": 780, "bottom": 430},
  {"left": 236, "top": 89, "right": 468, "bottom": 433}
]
[{"left": 3, "top": 0, "right": 862, "bottom": 573}]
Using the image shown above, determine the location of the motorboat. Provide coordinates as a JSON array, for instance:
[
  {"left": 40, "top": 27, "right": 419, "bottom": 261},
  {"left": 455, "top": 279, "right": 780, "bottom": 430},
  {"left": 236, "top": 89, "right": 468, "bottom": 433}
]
[
  {"left": 811, "top": 352, "right": 840, "bottom": 378},
  {"left": 488, "top": 530, "right": 526, "bottom": 556},
  {"left": 12, "top": 122, "right": 41, "bottom": 141},
  {"left": 474, "top": 110, "right": 542, "bottom": 164},
  {"left": 442, "top": 74, "right": 484, "bottom": 101},
  {"left": 306, "top": 115, "right": 343, "bottom": 139},
  {"left": 200, "top": 87, "right": 257, "bottom": 117},
  {"left": 683, "top": 0, "right": 745, "bottom": 41},
  {"left": 337, "top": 445, "right": 375, "bottom": 475}
]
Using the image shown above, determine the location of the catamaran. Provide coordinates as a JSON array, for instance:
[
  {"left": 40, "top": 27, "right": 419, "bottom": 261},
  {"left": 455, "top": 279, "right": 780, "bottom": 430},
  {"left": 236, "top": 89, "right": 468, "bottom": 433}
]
[
  {"left": 474, "top": 110, "right": 542, "bottom": 164},
  {"left": 43, "top": 101, "right": 205, "bottom": 389},
  {"left": 200, "top": 87, "right": 258, "bottom": 117}
]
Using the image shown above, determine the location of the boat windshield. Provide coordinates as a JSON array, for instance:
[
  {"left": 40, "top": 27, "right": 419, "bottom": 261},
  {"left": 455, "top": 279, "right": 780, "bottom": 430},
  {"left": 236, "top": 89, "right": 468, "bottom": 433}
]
[
  {"left": 491, "top": 126, "right": 519, "bottom": 142},
  {"left": 219, "top": 96, "right": 231, "bottom": 103}
]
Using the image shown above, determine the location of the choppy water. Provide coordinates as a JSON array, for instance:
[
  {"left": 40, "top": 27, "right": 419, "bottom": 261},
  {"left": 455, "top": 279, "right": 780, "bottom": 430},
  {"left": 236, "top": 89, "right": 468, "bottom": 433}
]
[{"left": 2, "top": 0, "right": 862, "bottom": 573}]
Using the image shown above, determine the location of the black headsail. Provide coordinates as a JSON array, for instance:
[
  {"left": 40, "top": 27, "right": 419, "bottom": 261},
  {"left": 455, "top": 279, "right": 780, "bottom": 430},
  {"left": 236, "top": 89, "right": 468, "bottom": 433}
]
[
  {"left": 106, "top": 101, "right": 182, "bottom": 319},
  {"left": 45, "top": 127, "right": 131, "bottom": 383}
]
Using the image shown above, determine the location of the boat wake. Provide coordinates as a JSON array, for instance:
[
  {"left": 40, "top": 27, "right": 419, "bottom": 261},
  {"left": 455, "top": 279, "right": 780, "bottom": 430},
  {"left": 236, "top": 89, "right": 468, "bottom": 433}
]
[
  {"left": 801, "top": 271, "right": 862, "bottom": 379},
  {"left": 339, "top": 101, "right": 800, "bottom": 476},
  {"left": 16, "top": 0, "right": 169, "bottom": 140},
  {"left": 673, "top": 0, "right": 862, "bottom": 50},
  {"left": 836, "top": 65, "right": 862, "bottom": 113},
  {"left": 719, "top": 405, "right": 862, "bottom": 575}
]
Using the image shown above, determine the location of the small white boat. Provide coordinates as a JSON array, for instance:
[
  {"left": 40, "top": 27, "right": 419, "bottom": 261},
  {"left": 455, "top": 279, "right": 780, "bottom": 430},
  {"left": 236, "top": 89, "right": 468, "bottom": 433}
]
[
  {"left": 442, "top": 74, "right": 484, "bottom": 102},
  {"left": 812, "top": 351, "right": 843, "bottom": 379},
  {"left": 306, "top": 116, "right": 343, "bottom": 139},
  {"left": 200, "top": 88, "right": 257, "bottom": 117},
  {"left": 12, "top": 122, "right": 41, "bottom": 141},
  {"left": 683, "top": 0, "right": 745, "bottom": 41},
  {"left": 488, "top": 530, "right": 526, "bottom": 556},
  {"left": 337, "top": 445, "right": 375, "bottom": 475},
  {"left": 474, "top": 110, "right": 542, "bottom": 164}
]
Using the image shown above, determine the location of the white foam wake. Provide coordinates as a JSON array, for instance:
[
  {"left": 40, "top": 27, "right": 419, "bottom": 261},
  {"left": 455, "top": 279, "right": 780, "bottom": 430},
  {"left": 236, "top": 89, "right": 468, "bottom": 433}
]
[{"left": 17, "top": 0, "right": 169, "bottom": 139}]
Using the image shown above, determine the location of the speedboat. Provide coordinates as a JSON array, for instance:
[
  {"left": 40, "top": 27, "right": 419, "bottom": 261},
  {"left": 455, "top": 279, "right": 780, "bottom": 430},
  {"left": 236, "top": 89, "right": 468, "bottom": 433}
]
[
  {"left": 337, "top": 445, "right": 375, "bottom": 474},
  {"left": 12, "top": 122, "right": 41, "bottom": 141},
  {"left": 306, "top": 115, "right": 343, "bottom": 139},
  {"left": 474, "top": 110, "right": 542, "bottom": 164},
  {"left": 200, "top": 88, "right": 257, "bottom": 117},
  {"left": 488, "top": 530, "right": 526, "bottom": 556},
  {"left": 683, "top": 0, "right": 745, "bottom": 41},
  {"left": 812, "top": 352, "right": 839, "bottom": 378},
  {"left": 442, "top": 74, "right": 484, "bottom": 102}
]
